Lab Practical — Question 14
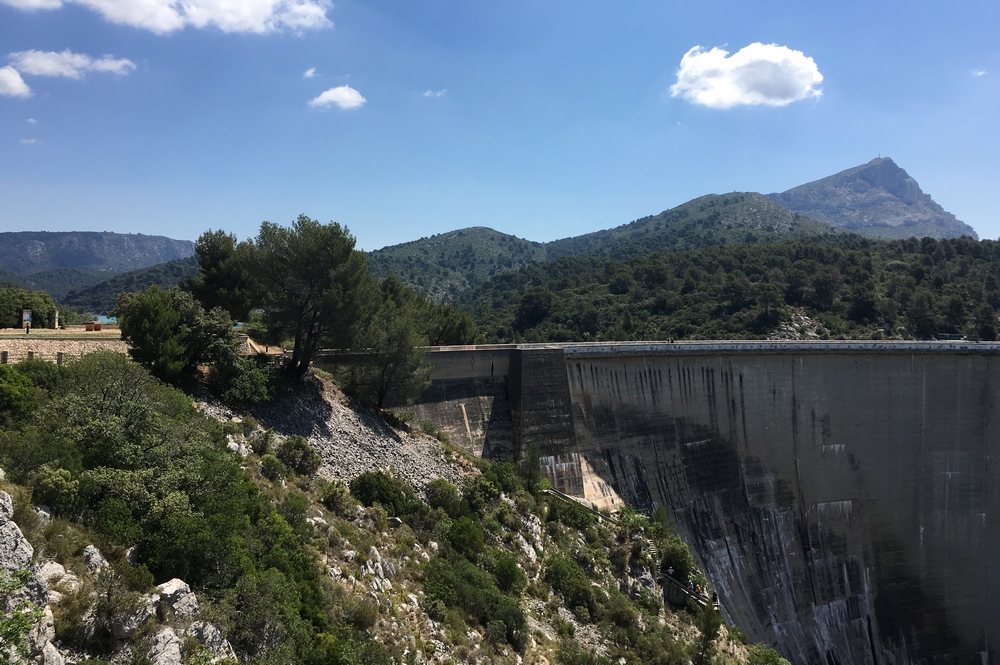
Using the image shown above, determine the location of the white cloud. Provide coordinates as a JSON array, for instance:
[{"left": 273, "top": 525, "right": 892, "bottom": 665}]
[
  {"left": 9, "top": 49, "right": 135, "bottom": 78},
  {"left": 27, "top": 117, "right": 37, "bottom": 123},
  {"left": 670, "top": 43, "right": 823, "bottom": 109},
  {"left": 423, "top": 89, "right": 446, "bottom": 97},
  {"left": 303, "top": 67, "right": 316, "bottom": 78},
  {"left": 2, "top": 0, "right": 61, "bottom": 8},
  {"left": 0, "top": 66, "right": 31, "bottom": 97},
  {"left": 309, "top": 85, "right": 365, "bottom": 110},
  {"left": 0, "top": 0, "right": 332, "bottom": 34},
  {"left": 973, "top": 70, "right": 987, "bottom": 77},
  {"left": 20, "top": 138, "right": 36, "bottom": 144}
]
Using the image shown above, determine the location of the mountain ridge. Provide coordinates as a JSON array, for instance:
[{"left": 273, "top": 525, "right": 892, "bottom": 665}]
[
  {"left": 0, "top": 231, "right": 195, "bottom": 275},
  {"left": 767, "top": 157, "right": 976, "bottom": 240}
]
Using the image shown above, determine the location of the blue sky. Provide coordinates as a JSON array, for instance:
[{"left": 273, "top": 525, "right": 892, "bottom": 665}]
[{"left": 1, "top": 1, "right": 997, "bottom": 251}]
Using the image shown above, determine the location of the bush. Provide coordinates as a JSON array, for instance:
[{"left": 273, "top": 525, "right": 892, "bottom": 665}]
[
  {"left": 349, "top": 471, "right": 415, "bottom": 517},
  {"left": 448, "top": 516, "right": 484, "bottom": 559},
  {"left": 13, "top": 358, "right": 69, "bottom": 395},
  {"left": 275, "top": 436, "right": 321, "bottom": 476},
  {"left": 212, "top": 356, "right": 277, "bottom": 405},
  {"left": 248, "top": 429, "right": 274, "bottom": 456},
  {"left": 660, "top": 533, "right": 696, "bottom": 583},
  {"left": 547, "top": 496, "right": 596, "bottom": 531},
  {"left": 424, "top": 557, "right": 527, "bottom": 652},
  {"left": 260, "top": 454, "right": 285, "bottom": 480},
  {"left": 748, "top": 645, "right": 791, "bottom": 665},
  {"left": 491, "top": 552, "right": 526, "bottom": 595},
  {"left": 426, "top": 478, "right": 465, "bottom": 518},
  {"left": 318, "top": 479, "right": 351, "bottom": 515},
  {"left": 0, "top": 365, "right": 37, "bottom": 424},
  {"left": 32, "top": 464, "right": 79, "bottom": 516},
  {"left": 544, "top": 553, "right": 595, "bottom": 619}
]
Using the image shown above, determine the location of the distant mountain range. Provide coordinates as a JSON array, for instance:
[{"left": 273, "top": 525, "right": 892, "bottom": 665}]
[
  {"left": 367, "top": 192, "right": 838, "bottom": 302},
  {"left": 0, "top": 231, "right": 194, "bottom": 275},
  {"left": 768, "top": 157, "right": 977, "bottom": 240},
  {"left": 0, "top": 157, "right": 976, "bottom": 310}
]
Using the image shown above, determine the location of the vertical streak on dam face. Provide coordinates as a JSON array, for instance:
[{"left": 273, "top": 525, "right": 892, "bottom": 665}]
[{"left": 556, "top": 344, "right": 998, "bottom": 665}]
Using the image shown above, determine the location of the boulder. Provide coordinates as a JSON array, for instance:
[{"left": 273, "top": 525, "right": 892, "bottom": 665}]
[
  {"left": 187, "top": 621, "right": 237, "bottom": 661},
  {"left": 157, "top": 578, "right": 198, "bottom": 617},
  {"left": 112, "top": 594, "right": 158, "bottom": 642},
  {"left": 82, "top": 544, "right": 108, "bottom": 572},
  {"left": 149, "top": 627, "right": 182, "bottom": 665},
  {"left": 0, "top": 491, "right": 34, "bottom": 574},
  {"left": 35, "top": 504, "right": 52, "bottom": 526},
  {"left": 41, "top": 640, "right": 64, "bottom": 665},
  {"left": 37, "top": 561, "right": 66, "bottom": 584}
]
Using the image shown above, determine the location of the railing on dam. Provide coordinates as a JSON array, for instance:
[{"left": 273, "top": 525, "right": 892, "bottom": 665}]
[{"left": 419, "top": 339, "right": 1000, "bottom": 356}]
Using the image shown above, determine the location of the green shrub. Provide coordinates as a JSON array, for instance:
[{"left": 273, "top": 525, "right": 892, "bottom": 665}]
[
  {"left": 32, "top": 464, "right": 80, "bottom": 517},
  {"left": 556, "top": 639, "right": 612, "bottom": 665},
  {"left": 318, "top": 479, "right": 350, "bottom": 515},
  {"left": 275, "top": 436, "right": 321, "bottom": 476},
  {"left": 544, "top": 553, "right": 595, "bottom": 619},
  {"left": 660, "top": 533, "right": 696, "bottom": 583},
  {"left": 547, "top": 496, "right": 596, "bottom": 531},
  {"left": 462, "top": 476, "right": 499, "bottom": 516},
  {"left": 491, "top": 552, "right": 526, "bottom": 595},
  {"left": 248, "top": 429, "right": 275, "bottom": 456},
  {"left": 211, "top": 357, "right": 277, "bottom": 405},
  {"left": 349, "top": 471, "right": 415, "bottom": 517},
  {"left": 260, "top": 454, "right": 285, "bottom": 480},
  {"left": 13, "top": 358, "right": 69, "bottom": 395},
  {"left": 426, "top": 478, "right": 465, "bottom": 518},
  {"left": 747, "top": 645, "right": 791, "bottom": 665},
  {"left": 448, "top": 516, "right": 484, "bottom": 559},
  {"left": 0, "top": 365, "right": 37, "bottom": 424},
  {"left": 424, "top": 557, "right": 527, "bottom": 652}
]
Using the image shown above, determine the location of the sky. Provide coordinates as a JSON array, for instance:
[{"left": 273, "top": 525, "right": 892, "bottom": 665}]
[{"left": 1, "top": 1, "right": 998, "bottom": 251}]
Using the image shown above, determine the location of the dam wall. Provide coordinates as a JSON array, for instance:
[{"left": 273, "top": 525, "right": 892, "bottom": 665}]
[
  {"left": 558, "top": 342, "right": 999, "bottom": 665},
  {"left": 354, "top": 341, "right": 1000, "bottom": 664}
]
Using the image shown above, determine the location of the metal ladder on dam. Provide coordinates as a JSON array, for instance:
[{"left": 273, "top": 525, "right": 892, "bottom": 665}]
[{"left": 543, "top": 489, "right": 716, "bottom": 610}]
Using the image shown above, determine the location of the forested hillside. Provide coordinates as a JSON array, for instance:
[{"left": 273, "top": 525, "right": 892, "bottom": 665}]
[
  {"left": 367, "top": 227, "right": 548, "bottom": 303},
  {"left": 62, "top": 256, "right": 198, "bottom": 314},
  {"left": 369, "top": 194, "right": 838, "bottom": 303},
  {"left": 544, "top": 193, "right": 837, "bottom": 260},
  {"left": 463, "top": 235, "right": 999, "bottom": 343}
]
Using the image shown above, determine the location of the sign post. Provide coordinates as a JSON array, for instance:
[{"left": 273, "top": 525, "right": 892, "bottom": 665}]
[{"left": 22, "top": 309, "right": 31, "bottom": 335}]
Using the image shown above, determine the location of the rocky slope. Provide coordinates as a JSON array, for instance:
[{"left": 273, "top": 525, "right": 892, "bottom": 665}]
[
  {"left": 1, "top": 372, "right": 784, "bottom": 665},
  {"left": 768, "top": 157, "right": 977, "bottom": 240}
]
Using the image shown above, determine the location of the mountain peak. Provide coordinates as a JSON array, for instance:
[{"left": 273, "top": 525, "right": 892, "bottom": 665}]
[{"left": 768, "top": 158, "right": 977, "bottom": 240}]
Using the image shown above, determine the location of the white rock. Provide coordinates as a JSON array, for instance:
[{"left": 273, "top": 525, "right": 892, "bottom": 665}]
[
  {"left": 82, "top": 545, "right": 108, "bottom": 572},
  {"left": 41, "top": 640, "right": 64, "bottom": 665},
  {"left": 407, "top": 593, "right": 420, "bottom": 607},
  {"left": 427, "top": 541, "right": 438, "bottom": 553},
  {"left": 112, "top": 594, "right": 158, "bottom": 641},
  {"left": 0, "top": 492, "right": 34, "bottom": 573},
  {"left": 37, "top": 561, "right": 66, "bottom": 584},
  {"left": 0, "top": 468, "right": 5, "bottom": 482},
  {"left": 157, "top": 578, "right": 199, "bottom": 617},
  {"left": 35, "top": 504, "right": 52, "bottom": 525},
  {"left": 187, "top": 621, "right": 237, "bottom": 661},
  {"left": 149, "top": 627, "right": 182, "bottom": 665}
]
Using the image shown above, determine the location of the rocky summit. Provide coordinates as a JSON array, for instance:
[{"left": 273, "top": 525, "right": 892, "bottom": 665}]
[{"left": 767, "top": 157, "right": 977, "bottom": 240}]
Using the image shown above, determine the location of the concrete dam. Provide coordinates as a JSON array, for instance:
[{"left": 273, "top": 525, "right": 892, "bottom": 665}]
[{"left": 406, "top": 341, "right": 1000, "bottom": 665}]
